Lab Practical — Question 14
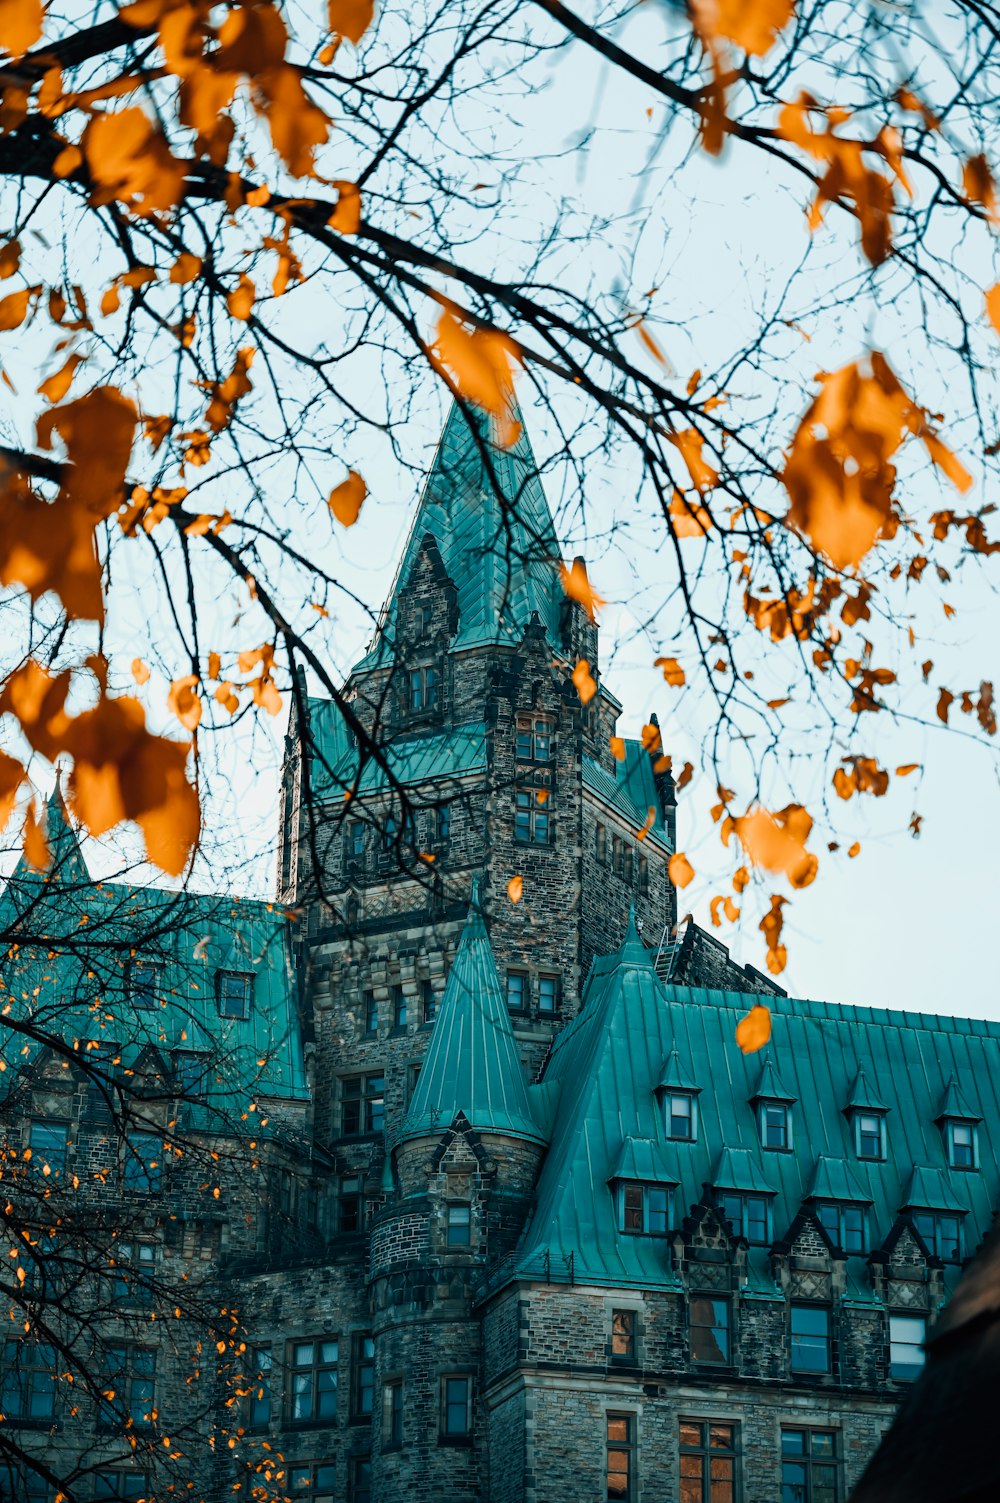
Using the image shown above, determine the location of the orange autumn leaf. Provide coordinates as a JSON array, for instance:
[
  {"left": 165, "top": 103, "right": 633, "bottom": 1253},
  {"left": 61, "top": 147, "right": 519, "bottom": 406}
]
[
  {"left": 37, "top": 352, "right": 84, "bottom": 405},
  {"left": 22, "top": 802, "right": 50, "bottom": 872},
  {"left": 507, "top": 874, "right": 523, "bottom": 904},
  {"left": 429, "top": 309, "right": 521, "bottom": 448},
  {"left": 329, "top": 470, "right": 367, "bottom": 527},
  {"left": 558, "top": 558, "right": 605, "bottom": 622},
  {"left": 636, "top": 806, "right": 656, "bottom": 841},
  {"left": 727, "top": 804, "right": 818, "bottom": 889},
  {"left": 227, "top": 276, "right": 255, "bottom": 321},
  {"left": 986, "top": 285, "right": 1000, "bottom": 337},
  {"left": 201, "top": 346, "right": 255, "bottom": 433},
  {"left": 609, "top": 736, "right": 625, "bottom": 761},
  {"left": 669, "top": 428, "right": 718, "bottom": 492},
  {"left": 169, "top": 252, "right": 202, "bottom": 285},
  {"left": 84, "top": 108, "right": 186, "bottom": 216},
  {"left": 328, "top": 0, "right": 374, "bottom": 43},
  {"left": 895, "top": 763, "right": 919, "bottom": 776},
  {"left": 207, "top": 651, "right": 221, "bottom": 681},
  {"left": 963, "top": 154, "right": 998, "bottom": 223},
  {"left": 668, "top": 852, "right": 694, "bottom": 888},
  {"left": 0, "top": 238, "right": 19, "bottom": 278},
  {"left": 571, "top": 658, "right": 597, "bottom": 705},
  {"left": 676, "top": 760, "right": 694, "bottom": 791},
  {"left": 759, "top": 892, "right": 787, "bottom": 973},
  {"left": 131, "top": 658, "right": 150, "bottom": 686},
  {"left": 669, "top": 490, "right": 713, "bottom": 538},
  {"left": 0, "top": 0, "right": 43, "bottom": 56},
  {"left": 654, "top": 656, "right": 686, "bottom": 687},
  {"left": 328, "top": 180, "right": 362, "bottom": 234},
  {"left": 167, "top": 674, "right": 202, "bottom": 731},
  {"left": 214, "top": 682, "right": 240, "bottom": 715},
  {"left": 936, "top": 687, "right": 954, "bottom": 724},
  {"left": 0, "top": 287, "right": 30, "bottom": 330},
  {"left": 690, "top": 0, "right": 793, "bottom": 55},
  {"left": 254, "top": 63, "right": 331, "bottom": 178},
  {"left": 0, "top": 748, "right": 24, "bottom": 831},
  {"left": 832, "top": 755, "right": 889, "bottom": 800},
  {"left": 847, "top": 840, "right": 861, "bottom": 857},
  {"left": 735, "top": 1003, "right": 772, "bottom": 1053}
]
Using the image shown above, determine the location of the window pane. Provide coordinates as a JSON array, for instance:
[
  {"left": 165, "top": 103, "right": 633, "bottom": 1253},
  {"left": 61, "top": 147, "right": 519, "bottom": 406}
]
[{"left": 791, "top": 1307, "right": 829, "bottom": 1372}]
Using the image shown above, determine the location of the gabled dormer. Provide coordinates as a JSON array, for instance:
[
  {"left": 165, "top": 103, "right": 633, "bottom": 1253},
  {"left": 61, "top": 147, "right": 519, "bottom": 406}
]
[
  {"left": 900, "top": 1166, "right": 969, "bottom": 1264},
  {"left": 711, "top": 1147, "right": 776, "bottom": 1246},
  {"left": 805, "top": 1155, "right": 874, "bottom": 1253},
  {"left": 608, "top": 1137, "right": 678, "bottom": 1236},
  {"left": 656, "top": 1048, "right": 702, "bottom": 1143},
  {"left": 842, "top": 1064, "right": 890, "bottom": 1162},
  {"left": 749, "top": 1054, "right": 796, "bottom": 1151},
  {"left": 934, "top": 1074, "right": 981, "bottom": 1171}
]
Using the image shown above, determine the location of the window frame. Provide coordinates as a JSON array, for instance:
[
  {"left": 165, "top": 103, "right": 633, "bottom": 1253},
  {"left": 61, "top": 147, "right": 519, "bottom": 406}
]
[
  {"left": 506, "top": 970, "right": 527, "bottom": 1014},
  {"left": 406, "top": 664, "right": 439, "bottom": 716},
  {"left": 596, "top": 822, "right": 607, "bottom": 864},
  {"left": 363, "top": 991, "right": 379, "bottom": 1037},
  {"left": 758, "top": 1100, "right": 791, "bottom": 1151},
  {"left": 815, "top": 1200, "right": 868, "bottom": 1254},
  {"left": 911, "top": 1209, "right": 964, "bottom": 1263},
  {"left": 689, "top": 1295, "right": 731, "bottom": 1366},
  {"left": 446, "top": 1202, "right": 472, "bottom": 1248},
  {"left": 98, "top": 1342, "right": 156, "bottom": 1432},
  {"left": 790, "top": 1303, "right": 831, "bottom": 1375},
  {"left": 944, "top": 1118, "right": 978, "bottom": 1171},
  {"left": 516, "top": 713, "right": 554, "bottom": 764},
  {"left": 853, "top": 1111, "right": 886, "bottom": 1162},
  {"left": 341, "top": 1073, "right": 385, "bottom": 1137},
  {"left": 538, "top": 973, "right": 559, "bottom": 1015},
  {"left": 606, "top": 1411, "right": 636, "bottom": 1503},
  {"left": 888, "top": 1313, "right": 926, "bottom": 1382},
  {"left": 678, "top": 1419, "right": 739, "bottom": 1503},
  {"left": 27, "top": 1119, "right": 70, "bottom": 1178},
  {"left": 383, "top": 1378, "right": 404, "bottom": 1449},
  {"left": 289, "top": 1461, "right": 337, "bottom": 1503},
  {"left": 514, "top": 781, "right": 551, "bottom": 845},
  {"left": 616, "top": 1180, "right": 670, "bottom": 1236},
  {"left": 435, "top": 803, "right": 451, "bottom": 844},
  {"left": 351, "top": 1334, "right": 375, "bottom": 1421},
  {"left": 93, "top": 1473, "right": 151, "bottom": 1503},
  {"left": 610, "top": 1309, "right": 637, "bottom": 1364},
  {"left": 127, "top": 958, "right": 163, "bottom": 1010},
  {"left": 216, "top": 969, "right": 253, "bottom": 1020},
  {"left": 110, "top": 1239, "right": 157, "bottom": 1307},
  {"left": 421, "top": 979, "right": 437, "bottom": 1024},
  {"left": 391, "top": 985, "right": 408, "bottom": 1032},
  {"left": 1, "top": 1337, "right": 58, "bottom": 1425},
  {"left": 121, "top": 1130, "right": 162, "bottom": 1194},
  {"left": 665, "top": 1091, "right": 697, "bottom": 1143},
  {"left": 439, "top": 1373, "right": 473, "bottom": 1442},
  {"left": 338, "top": 1176, "right": 367, "bottom": 1235},
  {"left": 245, "top": 1345, "right": 273, "bottom": 1431},
  {"left": 717, "top": 1191, "right": 771, "bottom": 1246},
  {"left": 286, "top": 1336, "right": 339, "bottom": 1427},
  {"left": 349, "top": 1456, "right": 372, "bottom": 1503},
  {"left": 347, "top": 819, "right": 366, "bottom": 860},
  {"left": 780, "top": 1427, "right": 840, "bottom": 1503}
]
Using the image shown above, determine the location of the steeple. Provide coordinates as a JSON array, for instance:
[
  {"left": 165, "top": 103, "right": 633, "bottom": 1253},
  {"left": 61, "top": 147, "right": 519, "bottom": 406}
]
[
  {"left": 357, "top": 400, "right": 564, "bottom": 669},
  {"left": 7, "top": 782, "right": 90, "bottom": 891},
  {"left": 400, "top": 881, "right": 546, "bottom": 1145}
]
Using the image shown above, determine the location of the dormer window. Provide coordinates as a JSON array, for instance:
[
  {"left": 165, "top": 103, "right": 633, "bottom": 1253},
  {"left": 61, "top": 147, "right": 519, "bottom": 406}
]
[
  {"left": 717, "top": 1191, "right": 770, "bottom": 1246},
  {"left": 853, "top": 1112, "right": 886, "bottom": 1162},
  {"left": 665, "top": 1092, "right": 697, "bottom": 1143},
  {"left": 617, "top": 1182, "right": 670, "bottom": 1236},
  {"left": 816, "top": 1201, "right": 867, "bottom": 1254},
  {"left": 759, "top": 1101, "right": 791, "bottom": 1151},
  {"left": 912, "top": 1211, "right": 963, "bottom": 1263},
  {"left": 944, "top": 1119, "right": 978, "bottom": 1171},
  {"left": 128, "top": 959, "right": 163, "bottom": 1010}
]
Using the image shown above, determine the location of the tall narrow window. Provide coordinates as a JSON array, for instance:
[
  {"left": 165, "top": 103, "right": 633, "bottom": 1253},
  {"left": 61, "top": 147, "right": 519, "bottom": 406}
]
[
  {"left": 679, "top": 1420, "right": 738, "bottom": 1503},
  {"left": 247, "top": 1347, "right": 272, "bottom": 1430},
  {"left": 122, "top": 1132, "right": 162, "bottom": 1193},
  {"left": 352, "top": 1335, "right": 375, "bottom": 1418},
  {"left": 612, "top": 835, "right": 623, "bottom": 876},
  {"left": 287, "top": 1338, "right": 338, "bottom": 1424},
  {"left": 383, "top": 1379, "right": 404, "bottom": 1447},
  {"left": 406, "top": 666, "right": 438, "bottom": 714},
  {"left": 28, "top": 1120, "right": 69, "bottom": 1178},
  {"left": 514, "top": 785, "right": 551, "bottom": 844},
  {"left": 944, "top": 1119, "right": 978, "bottom": 1170},
  {"left": 638, "top": 856, "right": 649, "bottom": 897},
  {"left": 516, "top": 714, "right": 553, "bottom": 762},
  {"left": 790, "top": 1305, "right": 830, "bottom": 1374},
  {"left": 666, "top": 1093, "right": 696, "bottom": 1142},
  {"left": 854, "top": 1112, "right": 885, "bottom": 1162},
  {"left": 392, "top": 986, "right": 408, "bottom": 1031},
  {"left": 690, "top": 1297, "right": 730, "bottom": 1365},
  {"left": 99, "top": 1345, "right": 156, "bottom": 1430},
  {"left": 446, "top": 1203, "right": 472, "bottom": 1247},
  {"left": 780, "top": 1429, "right": 839, "bottom": 1503},
  {"left": 538, "top": 975, "right": 559, "bottom": 1014},
  {"left": 436, "top": 804, "right": 451, "bottom": 844},
  {"left": 759, "top": 1101, "right": 790, "bottom": 1150},
  {"left": 341, "top": 1075, "right": 385, "bottom": 1136},
  {"left": 349, "top": 1457, "right": 372, "bottom": 1503},
  {"left": 889, "top": 1314, "right": 926, "bottom": 1381},
  {"left": 217, "top": 970, "right": 253, "bottom": 1020},
  {"left": 347, "top": 820, "right": 366, "bottom": 860},
  {"left": 611, "top": 1310, "right": 636, "bottom": 1363},
  {"left": 1, "top": 1339, "right": 57, "bottom": 1423},
  {"left": 506, "top": 971, "right": 527, "bottom": 1013},
  {"left": 440, "top": 1375, "right": 472, "bottom": 1438},
  {"left": 596, "top": 822, "right": 607, "bottom": 864},
  {"left": 421, "top": 979, "right": 437, "bottom": 1024},
  {"left": 128, "top": 959, "right": 162, "bottom": 1010},
  {"left": 363, "top": 992, "right": 378, "bottom": 1037},
  {"left": 606, "top": 1413, "right": 635, "bottom": 1502},
  {"left": 339, "top": 1177, "right": 365, "bottom": 1234},
  {"left": 111, "top": 1241, "right": 156, "bottom": 1306}
]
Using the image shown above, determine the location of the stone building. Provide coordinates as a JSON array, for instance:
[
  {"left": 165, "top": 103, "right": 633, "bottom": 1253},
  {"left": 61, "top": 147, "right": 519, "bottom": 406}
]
[{"left": 2, "top": 403, "right": 998, "bottom": 1503}]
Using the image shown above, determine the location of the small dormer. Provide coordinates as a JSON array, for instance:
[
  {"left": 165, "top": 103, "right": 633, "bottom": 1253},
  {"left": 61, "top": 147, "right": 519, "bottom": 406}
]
[
  {"left": 656, "top": 1049, "right": 702, "bottom": 1143},
  {"left": 842, "top": 1065, "right": 890, "bottom": 1162},
  {"left": 608, "top": 1138, "right": 678, "bottom": 1236},
  {"left": 934, "top": 1074, "right": 981, "bottom": 1172},
  {"left": 749, "top": 1055, "right": 796, "bottom": 1152},
  {"left": 711, "top": 1147, "right": 777, "bottom": 1245},
  {"left": 805, "top": 1155, "right": 874, "bottom": 1254},
  {"left": 900, "top": 1166, "right": 969, "bottom": 1263}
]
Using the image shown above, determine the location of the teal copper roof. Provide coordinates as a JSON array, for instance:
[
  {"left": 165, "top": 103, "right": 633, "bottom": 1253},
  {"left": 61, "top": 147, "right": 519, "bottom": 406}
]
[
  {"left": 307, "top": 707, "right": 488, "bottom": 801},
  {"left": 934, "top": 1073, "right": 981, "bottom": 1122},
  {"left": 357, "top": 401, "right": 563, "bottom": 670},
  {"left": 583, "top": 748, "right": 670, "bottom": 848},
  {"left": 609, "top": 1136, "right": 678, "bottom": 1185},
  {"left": 844, "top": 1064, "right": 889, "bottom": 1114},
  {"left": 497, "top": 928, "right": 1000, "bottom": 1295},
  {"left": 656, "top": 1048, "right": 702, "bottom": 1095},
  {"left": 749, "top": 1054, "right": 797, "bottom": 1103},
  {"left": 0, "top": 802, "right": 308, "bottom": 1122},
  {"left": 400, "top": 883, "right": 547, "bottom": 1146}
]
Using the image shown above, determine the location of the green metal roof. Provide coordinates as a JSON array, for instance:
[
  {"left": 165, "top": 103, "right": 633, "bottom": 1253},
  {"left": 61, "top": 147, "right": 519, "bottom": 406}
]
[
  {"left": 357, "top": 401, "right": 564, "bottom": 670},
  {"left": 749, "top": 1054, "right": 797, "bottom": 1103},
  {"left": 400, "top": 883, "right": 547, "bottom": 1147},
  {"left": 583, "top": 747, "right": 670, "bottom": 848},
  {"left": 308, "top": 707, "right": 488, "bottom": 801},
  {"left": 934, "top": 1073, "right": 981, "bottom": 1123},
  {"left": 656, "top": 1048, "right": 701, "bottom": 1095},
  {"left": 844, "top": 1064, "right": 889, "bottom": 1114},
  {"left": 498, "top": 924, "right": 1000, "bottom": 1294},
  {"left": 609, "top": 1136, "right": 678, "bottom": 1185},
  {"left": 0, "top": 803, "right": 308, "bottom": 1122}
]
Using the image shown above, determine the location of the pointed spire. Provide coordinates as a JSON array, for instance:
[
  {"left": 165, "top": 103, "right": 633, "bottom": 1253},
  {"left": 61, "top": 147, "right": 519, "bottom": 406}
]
[
  {"left": 9, "top": 781, "right": 89, "bottom": 890},
  {"left": 356, "top": 401, "right": 564, "bottom": 669},
  {"left": 400, "top": 893, "right": 546, "bottom": 1145},
  {"left": 656, "top": 1047, "right": 702, "bottom": 1095},
  {"left": 748, "top": 1053, "right": 797, "bottom": 1104},
  {"left": 934, "top": 1073, "right": 981, "bottom": 1124},
  {"left": 843, "top": 1064, "right": 889, "bottom": 1116},
  {"left": 617, "top": 904, "right": 652, "bottom": 966}
]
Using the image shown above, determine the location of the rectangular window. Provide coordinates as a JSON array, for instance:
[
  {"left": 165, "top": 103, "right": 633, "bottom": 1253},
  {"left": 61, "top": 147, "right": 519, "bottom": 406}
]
[
  {"left": 341, "top": 1074, "right": 385, "bottom": 1136},
  {"left": 122, "top": 1131, "right": 162, "bottom": 1193},
  {"left": 407, "top": 666, "right": 439, "bottom": 714},
  {"left": 946, "top": 1120, "right": 977, "bottom": 1170},
  {"left": 514, "top": 784, "right": 551, "bottom": 844},
  {"left": 287, "top": 1338, "right": 338, "bottom": 1424},
  {"left": 27, "top": 1120, "right": 69, "bottom": 1178},
  {"left": 421, "top": 979, "right": 437, "bottom": 1024},
  {"left": 618, "top": 1182, "right": 670, "bottom": 1235},
  {"left": 352, "top": 1334, "right": 375, "bottom": 1419},
  {"left": 383, "top": 1379, "right": 404, "bottom": 1447},
  {"left": 855, "top": 1112, "right": 884, "bottom": 1160},
  {"left": 516, "top": 714, "right": 553, "bottom": 763},
  {"left": 612, "top": 835, "right": 623, "bottom": 876},
  {"left": 290, "top": 1462, "right": 337, "bottom": 1503},
  {"left": 173, "top": 1049, "right": 208, "bottom": 1097},
  {"left": 538, "top": 975, "right": 559, "bottom": 1014},
  {"left": 596, "top": 822, "right": 607, "bottom": 864},
  {"left": 392, "top": 986, "right": 408, "bottom": 1031},
  {"left": 349, "top": 1457, "right": 372, "bottom": 1503},
  {"left": 611, "top": 1310, "right": 636, "bottom": 1362},
  {"left": 690, "top": 1297, "right": 730, "bottom": 1365},
  {"left": 99, "top": 1344, "right": 156, "bottom": 1430},
  {"left": 1, "top": 1339, "right": 57, "bottom": 1423},
  {"left": 623, "top": 848, "right": 633, "bottom": 884},
  {"left": 638, "top": 856, "right": 649, "bottom": 897},
  {"left": 446, "top": 1203, "right": 471, "bottom": 1247},
  {"left": 217, "top": 970, "right": 253, "bottom": 1019},
  {"left": 246, "top": 1346, "right": 272, "bottom": 1430},
  {"left": 440, "top": 1374, "right": 472, "bottom": 1438},
  {"left": 339, "top": 1177, "right": 365, "bottom": 1234},
  {"left": 606, "top": 1413, "right": 635, "bottom": 1502},
  {"left": 407, "top": 1063, "right": 422, "bottom": 1104},
  {"left": 348, "top": 820, "right": 366, "bottom": 859},
  {"left": 718, "top": 1192, "right": 769, "bottom": 1246},
  {"left": 381, "top": 813, "right": 398, "bottom": 852},
  {"left": 363, "top": 992, "right": 379, "bottom": 1037},
  {"left": 679, "top": 1420, "right": 737, "bottom": 1503},
  {"left": 93, "top": 1474, "right": 150, "bottom": 1503},
  {"left": 111, "top": 1241, "right": 156, "bottom": 1306},
  {"left": 781, "top": 1428, "right": 839, "bottom": 1503},
  {"left": 815, "top": 1202, "right": 867, "bottom": 1254},
  {"left": 790, "top": 1305, "right": 831, "bottom": 1374},
  {"left": 889, "top": 1314, "right": 926, "bottom": 1381},
  {"left": 506, "top": 971, "right": 527, "bottom": 1013},
  {"left": 667, "top": 1093, "right": 695, "bottom": 1141},
  {"left": 436, "top": 804, "right": 451, "bottom": 844},
  {"left": 128, "top": 959, "right": 162, "bottom": 1010},
  {"left": 912, "top": 1211, "right": 963, "bottom": 1263},
  {"left": 759, "top": 1102, "right": 790, "bottom": 1150}
]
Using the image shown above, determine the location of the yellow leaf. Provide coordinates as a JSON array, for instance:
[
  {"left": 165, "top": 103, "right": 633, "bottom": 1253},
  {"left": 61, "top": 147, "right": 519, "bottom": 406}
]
[
  {"left": 37, "top": 352, "right": 84, "bottom": 404},
  {"left": 669, "top": 429, "right": 718, "bottom": 492},
  {"left": 167, "top": 674, "right": 202, "bottom": 732},
  {"left": 328, "top": 180, "right": 361, "bottom": 234},
  {"left": 227, "top": 275, "right": 255, "bottom": 321},
  {"left": 329, "top": 470, "right": 367, "bottom": 527},
  {"left": 328, "top": 0, "right": 374, "bottom": 43},
  {"left": 429, "top": 308, "right": 521, "bottom": 447},
  {"left": 558, "top": 558, "right": 605, "bottom": 622},
  {"left": 668, "top": 852, "right": 694, "bottom": 888},
  {"left": 735, "top": 1002, "right": 772, "bottom": 1054},
  {"left": 0, "top": 0, "right": 43, "bottom": 56},
  {"left": 84, "top": 107, "right": 186, "bottom": 217},
  {"left": 507, "top": 874, "right": 523, "bottom": 904},
  {"left": 131, "top": 658, "right": 150, "bottom": 685},
  {"left": 729, "top": 804, "right": 818, "bottom": 888},
  {"left": 690, "top": 0, "right": 794, "bottom": 55},
  {"left": 571, "top": 658, "right": 597, "bottom": 705}
]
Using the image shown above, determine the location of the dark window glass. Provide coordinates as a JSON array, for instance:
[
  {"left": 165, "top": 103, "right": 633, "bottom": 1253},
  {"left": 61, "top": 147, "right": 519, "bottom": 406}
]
[
  {"left": 173, "top": 1050, "right": 208, "bottom": 1097},
  {"left": 441, "top": 1375, "right": 471, "bottom": 1437},
  {"left": 638, "top": 856, "right": 649, "bottom": 896},
  {"left": 947, "top": 1120, "right": 976, "bottom": 1169},
  {"left": 506, "top": 972, "right": 526, "bottom": 1012},
  {"left": 912, "top": 1211, "right": 963, "bottom": 1263},
  {"left": 339, "top": 1177, "right": 364, "bottom": 1234},
  {"left": 781, "top": 1428, "right": 839, "bottom": 1503},
  {"left": 607, "top": 1413, "right": 635, "bottom": 1502},
  {"left": 1, "top": 1339, "right": 57, "bottom": 1422},
  {"left": 349, "top": 1457, "right": 372, "bottom": 1503},
  {"left": 667, "top": 1093, "right": 695, "bottom": 1141},
  {"left": 790, "top": 1305, "right": 830, "bottom": 1373},
  {"left": 99, "top": 1344, "right": 156, "bottom": 1430},
  {"left": 816, "top": 1202, "right": 867, "bottom": 1254},
  {"left": 288, "top": 1338, "right": 338, "bottom": 1424},
  {"left": 111, "top": 1241, "right": 156, "bottom": 1307},
  {"left": 611, "top": 1310, "right": 636, "bottom": 1362},
  {"left": 341, "top": 1075, "right": 384, "bottom": 1136},
  {"left": 407, "top": 666, "right": 439, "bottom": 714},
  {"left": 363, "top": 992, "right": 378, "bottom": 1036},
  {"left": 618, "top": 1183, "right": 669, "bottom": 1235},
  {"left": 538, "top": 975, "right": 559, "bottom": 1014},
  {"left": 718, "top": 1192, "right": 769, "bottom": 1246},
  {"left": 436, "top": 804, "right": 451, "bottom": 844},
  {"left": 352, "top": 1334, "right": 374, "bottom": 1418},
  {"left": 690, "top": 1297, "right": 730, "bottom": 1365},
  {"left": 348, "top": 820, "right": 365, "bottom": 859},
  {"left": 218, "top": 970, "right": 252, "bottom": 1019},
  {"left": 128, "top": 959, "right": 162, "bottom": 1010},
  {"left": 889, "top": 1314, "right": 926, "bottom": 1381},
  {"left": 290, "top": 1463, "right": 337, "bottom": 1503},
  {"left": 381, "top": 814, "right": 398, "bottom": 852},
  {"left": 420, "top": 603, "right": 432, "bottom": 631},
  {"left": 679, "top": 1419, "right": 737, "bottom": 1503},
  {"left": 612, "top": 835, "right": 623, "bottom": 876},
  {"left": 122, "top": 1132, "right": 162, "bottom": 1193},
  {"left": 27, "top": 1120, "right": 68, "bottom": 1178},
  {"left": 516, "top": 715, "right": 553, "bottom": 762},
  {"left": 421, "top": 979, "right": 437, "bottom": 1023},
  {"left": 93, "top": 1474, "right": 150, "bottom": 1503},
  {"left": 392, "top": 986, "right": 408, "bottom": 1030},
  {"left": 407, "top": 1063, "right": 422, "bottom": 1103},
  {"left": 384, "top": 1379, "right": 404, "bottom": 1446},
  {"left": 515, "top": 785, "right": 551, "bottom": 844},
  {"left": 855, "top": 1112, "right": 884, "bottom": 1160},
  {"left": 446, "top": 1203, "right": 471, "bottom": 1247},
  {"left": 596, "top": 823, "right": 607, "bottom": 863},
  {"left": 247, "top": 1346, "right": 272, "bottom": 1430},
  {"left": 760, "top": 1102, "right": 789, "bottom": 1149}
]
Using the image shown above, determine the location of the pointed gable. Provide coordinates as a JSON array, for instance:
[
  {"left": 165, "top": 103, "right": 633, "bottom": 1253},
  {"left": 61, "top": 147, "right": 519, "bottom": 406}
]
[
  {"left": 400, "top": 883, "right": 546, "bottom": 1145},
  {"left": 843, "top": 1064, "right": 889, "bottom": 1115},
  {"left": 934, "top": 1074, "right": 981, "bottom": 1123},
  {"left": 609, "top": 1137, "right": 678, "bottom": 1186},
  {"left": 749, "top": 1054, "right": 797, "bottom": 1104},
  {"left": 806, "top": 1154, "right": 873, "bottom": 1204},
  {"left": 711, "top": 1147, "right": 777, "bottom": 1196},
  {"left": 656, "top": 1047, "right": 701, "bottom": 1095},
  {"left": 358, "top": 401, "right": 564, "bottom": 668},
  {"left": 900, "top": 1165, "right": 970, "bottom": 1214}
]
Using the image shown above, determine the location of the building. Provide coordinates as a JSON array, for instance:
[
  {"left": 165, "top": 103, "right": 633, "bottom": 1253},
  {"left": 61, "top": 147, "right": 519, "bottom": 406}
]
[{"left": 1, "top": 402, "right": 998, "bottom": 1503}]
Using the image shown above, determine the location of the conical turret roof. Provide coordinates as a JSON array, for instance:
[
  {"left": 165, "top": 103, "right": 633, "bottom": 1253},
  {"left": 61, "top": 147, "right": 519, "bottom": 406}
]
[
  {"left": 400, "top": 881, "right": 547, "bottom": 1145},
  {"left": 357, "top": 401, "right": 564, "bottom": 669}
]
